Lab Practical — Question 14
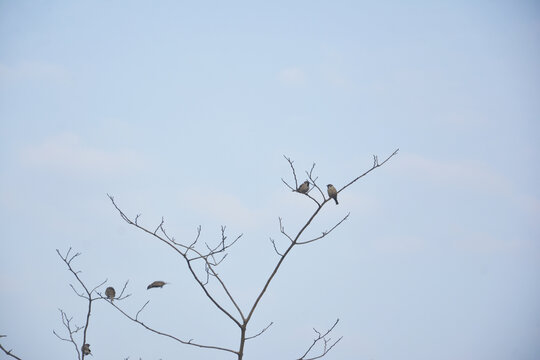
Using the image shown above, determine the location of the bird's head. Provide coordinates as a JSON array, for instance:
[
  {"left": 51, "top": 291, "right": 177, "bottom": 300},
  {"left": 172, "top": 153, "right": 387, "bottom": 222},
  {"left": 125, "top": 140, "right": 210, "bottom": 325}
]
[{"left": 327, "top": 184, "right": 333, "bottom": 188}]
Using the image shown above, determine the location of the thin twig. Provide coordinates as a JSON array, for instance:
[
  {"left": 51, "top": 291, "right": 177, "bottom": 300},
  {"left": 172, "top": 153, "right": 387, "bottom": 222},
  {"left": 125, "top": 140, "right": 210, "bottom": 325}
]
[
  {"left": 338, "top": 148, "right": 399, "bottom": 194},
  {"left": 297, "top": 319, "right": 342, "bottom": 360},
  {"left": 297, "top": 213, "right": 350, "bottom": 245},
  {"left": 278, "top": 217, "right": 294, "bottom": 243},
  {"left": 136, "top": 301, "right": 150, "bottom": 321},
  {"left": 56, "top": 248, "right": 112, "bottom": 360},
  {"left": 107, "top": 194, "right": 245, "bottom": 327},
  {"left": 118, "top": 280, "right": 131, "bottom": 300},
  {"left": 105, "top": 300, "right": 238, "bottom": 355},
  {"left": 306, "top": 163, "right": 325, "bottom": 201},
  {"left": 283, "top": 155, "right": 299, "bottom": 188},
  {"left": 53, "top": 309, "right": 82, "bottom": 360},
  {"left": 269, "top": 238, "right": 283, "bottom": 256},
  {"left": 245, "top": 322, "right": 274, "bottom": 340},
  {"left": 0, "top": 336, "right": 23, "bottom": 360},
  {"left": 281, "top": 178, "right": 295, "bottom": 191}
]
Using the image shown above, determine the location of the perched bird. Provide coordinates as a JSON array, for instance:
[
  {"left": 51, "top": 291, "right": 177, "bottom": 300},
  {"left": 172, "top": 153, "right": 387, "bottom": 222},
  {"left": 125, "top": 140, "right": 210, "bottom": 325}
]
[
  {"left": 296, "top": 180, "right": 310, "bottom": 194},
  {"left": 327, "top": 184, "right": 338, "bottom": 205},
  {"left": 81, "top": 343, "right": 91, "bottom": 356},
  {"left": 147, "top": 280, "right": 167, "bottom": 290},
  {"left": 105, "top": 287, "right": 116, "bottom": 302}
]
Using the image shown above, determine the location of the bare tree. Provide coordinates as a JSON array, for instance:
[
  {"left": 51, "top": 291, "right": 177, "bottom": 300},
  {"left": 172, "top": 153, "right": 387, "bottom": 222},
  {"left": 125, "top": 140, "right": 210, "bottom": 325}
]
[
  {"left": 54, "top": 248, "right": 130, "bottom": 359},
  {"left": 55, "top": 150, "right": 398, "bottom": 359}
]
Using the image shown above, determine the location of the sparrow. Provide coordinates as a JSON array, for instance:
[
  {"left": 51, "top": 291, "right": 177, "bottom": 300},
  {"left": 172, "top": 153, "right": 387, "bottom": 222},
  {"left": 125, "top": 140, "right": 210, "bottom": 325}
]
[
  {"left": 327, "top": 184, "right": 338, "bottom": 205},
  {"left": 105, "top": 287, "right": 116, "bottom": 302},
  {"left": 147, "top": 280, "right": 167, "bottom": 290},
  {"left": 82, "top": 343, "right": 91, "bottom": 356},
  {"left": 296, "top": 181, "right": 310, "bottom": 194}
]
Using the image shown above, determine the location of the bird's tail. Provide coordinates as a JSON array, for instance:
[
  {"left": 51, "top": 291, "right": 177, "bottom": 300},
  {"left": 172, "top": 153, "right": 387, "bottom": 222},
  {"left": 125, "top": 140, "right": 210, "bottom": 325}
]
[{"left": 334, "top": 198, "right": 339, "bottom": 205}]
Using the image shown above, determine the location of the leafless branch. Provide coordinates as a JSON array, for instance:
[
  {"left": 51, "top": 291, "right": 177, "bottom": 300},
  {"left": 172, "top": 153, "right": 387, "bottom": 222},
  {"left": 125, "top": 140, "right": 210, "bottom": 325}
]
[
  {"left": 57, "top": 249, "right": 91, "bottom": 297},
  {"left": 90, "top": 279, "right": 108, "bottom": 294},
  {"left": 154, "top": 217, "right": 164, "bottom": 235},
  {"left": 338, "top": 148, "right": 399, "bottom": 194},
  {"left": 184, "top": 225, "right": 202, "bottom": 252},
  {"left": 136, "top": 301, "right": 150, "bottom": 321},
  {"left": 269, "top": 238, "right": 283, "bottom": 256},
  {"left": 246, "top": 204, "right": 325, "bottom": 326},
  {"left": 278, "top": 217, "right": 294, "bottom": 243},
  {"left": 281, "top": 178, "right": 295, "bottom": 191},
  {"left": 297, "top": 319, "right": 342, "bottom": 360},
  {"left": 118, "top": 280, "right": 131, "bottom": 300},
  {"left": 199, "top": 227, "right": 243, "bottom": 262},
  {"left": 103, "top": 149, "right": 397, "bottom": 359},
  {"left": 56, "top": 248, "right": 110, "bottom": 359},
  {"left": 69, "top": 283, "right": 87, "bottom": 299},
  {"left": 0, "top": 335, "right": 23, "bottom": 360},
  {"left": 105, "top": 300, "right": 238, "bottom": 355},
  {"left": 96, "top": 280, "right": 132, "bottom": 303},
  {"left": 53, "top": 309, "right": 82, "bottom": 360},
  {"left": 158, "top": 223, "right": 183, "bottom": 253},
  {"left": 282, "top": 155, "right": 299, "bottom": 189},
  {"left": 59, "top": 247, "right": 211, "bottom": 358},
  {"left": 283, "top": 160, "right": 321, "bottom": 206},
  {"left": 245, "top": 322, "right": 274, "bottom": 341},
  {"left": 303, "top": 189, "right": 321, "bottom": 206},
  {"left": 306, "top": 163, "right": 325, "bottom": 201},
  {"left": 297, "top": 213, "right": 350, "bottom": 245},
  {"left": 245, "top": 151, "right": 398, "bottom": 352},
  {"left": 202, "top": 263, "right": 210, "bottom": 286},
  {"left": 107, "top": 194, "right": 244, "bottom": 328}
]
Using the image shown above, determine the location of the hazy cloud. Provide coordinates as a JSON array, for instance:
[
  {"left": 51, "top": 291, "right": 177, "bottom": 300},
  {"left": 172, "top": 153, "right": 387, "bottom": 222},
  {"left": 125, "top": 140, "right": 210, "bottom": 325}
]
[
  {"left": 367, "top": 234, "right": 429, "bottom": 254},
  {"left": 323, "top": 68, "right": 347, "bottom": 87},
  {"left": 450, "top": 230, "right": 537, "bottom": 255},
  {"left": 395, "top": 153, "right": 511, "bottom": 193},
  {"left": 278, "top": 67, "right": 306, "bottom": 85},
  {"left": 394, "top": 153, "right": 540, "bottom": 218},
  {"left": 184, "top": 189, "right": 259, "bottom": 228},
  {"left": 20, "top": 133, "right": 143, "bottom": 175},
  {"left": 0, "top": 61, "right": 71, "bottom": 85}
]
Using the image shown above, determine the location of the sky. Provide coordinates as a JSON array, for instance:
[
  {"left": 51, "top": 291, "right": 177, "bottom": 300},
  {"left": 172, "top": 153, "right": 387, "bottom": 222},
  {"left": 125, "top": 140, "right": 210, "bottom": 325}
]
[{"left": 0, "top": 1, "right": 539, "bottom": 359}]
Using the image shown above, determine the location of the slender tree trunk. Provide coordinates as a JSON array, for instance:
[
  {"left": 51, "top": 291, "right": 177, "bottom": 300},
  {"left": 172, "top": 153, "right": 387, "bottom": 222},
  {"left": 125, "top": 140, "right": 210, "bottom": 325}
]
[{"left": 238, "top": 325, "right": 246, "bottom": 360}]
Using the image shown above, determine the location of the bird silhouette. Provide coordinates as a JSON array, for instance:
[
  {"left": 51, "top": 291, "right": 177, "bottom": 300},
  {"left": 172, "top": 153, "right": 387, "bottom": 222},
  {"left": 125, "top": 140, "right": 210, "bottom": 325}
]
[
  {"left": 82, "top": 343, "right": 91, "bottom": 356},
  {"left": 105, "top": 287, "right": 116, "bottom": 302},
  {"left": 327, "top": 184, "right": 338, "bottom": 205},
  {"left": 296, "top": 180, "right": 310, "bottom": 194},
  {"left": 147, "top": 281, "right": 167, "bottom": 290}
]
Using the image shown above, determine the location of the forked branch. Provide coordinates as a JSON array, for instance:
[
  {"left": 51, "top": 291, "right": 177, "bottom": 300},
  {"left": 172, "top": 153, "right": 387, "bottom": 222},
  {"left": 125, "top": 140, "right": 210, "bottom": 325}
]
[
  {"left": 0, "top": 335, "right": 23, "bottom": 360},
  {"left": 55, "top": 248, "right": 129, "bottom": 359},
  {"left": 104, "top": 299, "right": 238, "bottom": 355},
  {"left": 53, "top": 309, "right": 83, "bottom": 360},
  {"left": 338, "top": 148, "right": 399, "bottom": 194},
  {"left": 245, "top": 322, "right": 274, "bottom": 341},
  {"left": 55, "top": 248, "right": 110, "bottom": 359},
  {"left": 107, "top": 194, "right": 245, "bottom": 327},
  {"left": 297, "top": 319, "right": 342, "bottom": 360},
  {"left": 297, "top": 213, "right": 350, "bottom": 245}
]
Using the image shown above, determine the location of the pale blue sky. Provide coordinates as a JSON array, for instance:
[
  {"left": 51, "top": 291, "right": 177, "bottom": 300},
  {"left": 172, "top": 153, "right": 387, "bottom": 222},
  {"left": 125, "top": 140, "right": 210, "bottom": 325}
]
[{"left": 1, "top": 1, "right": 539, "bottom": 359}]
